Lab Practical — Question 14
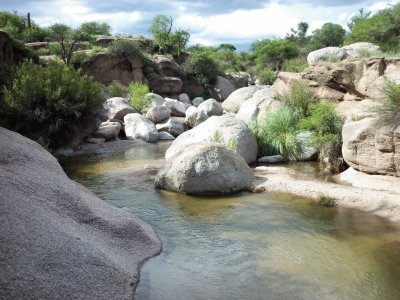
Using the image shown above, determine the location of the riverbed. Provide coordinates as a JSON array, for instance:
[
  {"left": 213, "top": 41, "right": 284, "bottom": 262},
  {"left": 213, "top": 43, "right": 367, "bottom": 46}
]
[{"left": 63, "top": 142, "right": 400, "bottom": 300}]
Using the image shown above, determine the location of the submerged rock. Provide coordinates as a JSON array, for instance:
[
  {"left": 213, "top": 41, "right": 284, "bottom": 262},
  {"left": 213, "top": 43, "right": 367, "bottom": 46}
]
[
  {"left": 0, "top": 127, "right": 161, "bottom": 299},
  {"left": 155, "top": 142, "right": 254, "bottom": 195}
]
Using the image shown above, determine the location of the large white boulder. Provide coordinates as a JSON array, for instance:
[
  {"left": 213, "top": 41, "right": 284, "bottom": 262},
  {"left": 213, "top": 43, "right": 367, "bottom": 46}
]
[
  {"left": 145, "top": 93, "right": 165, "bottom": 107},
  {"left": 165, "top": 114, "right": 258, "bottom": 164},
  {"left": 164, "top": 98, "right": 190, "bottom": 117},
  {"left": 124, "top": 113, "right": 158, "bottom": 143},
  {"left": 341, "top": 42, "right": 380, "bottom": 58},
  {"left": 198, "top": 98, "right": 223, "bottom": 116},
  {"left": 146, "top": 105, "right": 171, "bottom": 124},
  {"left": 307, "top": 47, "right": 347, "bottom": 65},
  {"left": 222, "top": 86, "right": 260, "bottom": 113},
  {"left": 92, "top": 122, "right": 121, "bottom": 140},
  {"left": 155, "top": 142, "right": 254, "bottom": 195},
  {"left": 103, "top": 97, "right": 136, "bottom": 120}
]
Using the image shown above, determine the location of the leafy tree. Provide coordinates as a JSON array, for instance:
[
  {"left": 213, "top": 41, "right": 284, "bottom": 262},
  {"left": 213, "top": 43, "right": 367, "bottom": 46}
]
[
  {"left": 218, "top": 43, "right": 236, "bottom": 51},
  {"left": 78, "top": 21, "right": 111, "bottom": 36},
  {"left": 254, "top": 39, "right": 299, "bottom": 70},
  {"left": 345, "top": 3, "right": 400, "bottom": 51},
  {"left": 49, "top": 23, "right": 84, "bottom": 64},
  {"left": 149, "top": 15, "right": 173, "bottom": 54},
  {"left": 309, "top": 23, "right": 346, "bottom": 49},
  {"left": 169, "top": 29, "right": 190, "bottom": 63},
  {"left": 286, "top": 22, "right": 309, "bottom": 47},
  {"left": 347, "top": 8, "right": 371, "bottom": 31}
]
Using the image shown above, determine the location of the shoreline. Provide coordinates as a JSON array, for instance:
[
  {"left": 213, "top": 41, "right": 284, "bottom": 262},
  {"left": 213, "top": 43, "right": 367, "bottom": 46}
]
[{"left": 255, "top": 166, "right": 400, "bottom": 223}]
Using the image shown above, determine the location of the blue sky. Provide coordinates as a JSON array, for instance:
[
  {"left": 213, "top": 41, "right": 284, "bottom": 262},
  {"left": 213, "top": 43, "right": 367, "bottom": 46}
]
[{"left": 1, "top": 0, "right": 398, "bottom": 50}]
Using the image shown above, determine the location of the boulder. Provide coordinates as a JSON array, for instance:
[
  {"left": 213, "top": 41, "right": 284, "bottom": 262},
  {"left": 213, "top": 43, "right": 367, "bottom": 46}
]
[
  {"left": 342, "top": 42, "right": 380, "bottom": 58},
  {"left": 236, "top": 87, "right": 281, "bottom": 125},
  {"left": 151, "top": 55, "right": 187, "bottom": 86},
  {"left": 307, "top": 47, "right": 347, "bottom": 65},
  {"left": 156, "top": 117, "right": 187, "bottom": 137},
  {"left": 258, "top": 155, "right": 284, "bottom": 163},
  {"left": 164, "top": 98, "right": 189, "bottom": 117},
  {"left": 124, "top": 113, "right": 158, "bottom": 143},
  {"left": 146, "top": 105, "right": 171, "bottom": 124},
  {"left": 92, "top": 122, "right": 121, "bottom": 140},
  {"left": 145, "top": 93, "right": 165, "bottom": 107},
  {"left": 211, "top": 76, "right": 236, "bottom": 101},
  {"left": 198, "top": 98, "right": 223, "bottom": 116},
  {"left": 0, "top": 127, "right": 161, "bottom": 299},
  {"left": 155, "top": 142, "right": 254, "bottom": 195},
  {"left": 165, "top": 114, "right": 258, "bottom": 164},
  {"left": 192, "top": 97, "right": 204, "bottom": 107},
  {"left": 296, "top": 131, "right": 318, "bottom": 161},
  {"left": 273, "top": 72, "right": 302, "bottom": 96},
  {"left": 342, "top": 117, "right": 400, "bottom": 177},
  {"left": 149, "top": 76, "right": 183, "bottom": 95},
  {"left": 185, "top": 106, "right": 209, "bottom": 128},
  {"left": 103, "top": 97, "right": 136, "bottom": 121},
  {"left": 177, "top": 93, "right": 191, "bottom": 105},
  {"left": 186, "top": 77, "right": 205, "bottom": 97},
  {"left": 158, "top": 131, "right": 175, "bottom": 140},
  {"left": 0, "top": 30, "right": 14, "bottom": 64},
  {"left": 81, "top": 53, "right": 144, "bottom": 86},
  {"left": 222, "top": 86, "right": 260, "bottom": 113}
]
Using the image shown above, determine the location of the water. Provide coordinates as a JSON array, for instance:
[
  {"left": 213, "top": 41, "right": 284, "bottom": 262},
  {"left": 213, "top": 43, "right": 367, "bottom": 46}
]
[{"left": 63, "top": 142, "right": 400, "bottom": 300}]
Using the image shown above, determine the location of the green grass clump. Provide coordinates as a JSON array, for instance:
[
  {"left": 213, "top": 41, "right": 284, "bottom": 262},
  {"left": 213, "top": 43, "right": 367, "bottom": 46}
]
[
  {"left": 282, "top": 57, "right": 308, "bottom": 73},
  {"left": 107, "top": 39, "right": 145, "bottom": 61},
  {"left": 106, "top": 80, "right": 128, "bottom": 97},
  {"left": 128, "top": 82, "right": 150, "bottom": 113},
  {"left": 375, "top": 78, "right": 400, "bottom": 126},
  {"left": 257, "top": 67, "right": 276, "bottom": 85},
  {"left": 317, "top": 194, "right": 336, "bottom": 207}
]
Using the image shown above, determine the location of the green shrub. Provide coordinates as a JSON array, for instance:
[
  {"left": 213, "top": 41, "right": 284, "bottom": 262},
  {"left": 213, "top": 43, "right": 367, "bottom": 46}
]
[
  {"left": 128, "top": 82, "right": 150, "bottom": 113},
  {"left": 210, "top": 130, "right": 223, "bottom": 143},
  {"left": 282, "top": 57, "right": 308, "bottom": 73},
  {"left": 276, "top": 80, "right": 317, "bottom": 117},
  {"left": 106, "top": 80, "right": 128, "bottom": 97},
  {"left": 257, "top": 67, "right": 276, "bottom": 85},
  {"left": 375, "top": 78, "right": 400, "bottom": 126},
  {"left": 1, "top": 60, "right": 104, "bottom": 149},
  {"left": 252, "top": 106, "right": 300, "bottom": 160},
  {"left": 108, "top": 39, "right": 144, "bottom": 61},
  {"left": 317, "top": 194, "right": 336, "bottom": 207}
]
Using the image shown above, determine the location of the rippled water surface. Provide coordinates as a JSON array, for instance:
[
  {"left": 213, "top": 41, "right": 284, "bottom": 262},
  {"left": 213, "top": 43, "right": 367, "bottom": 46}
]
[{"left": 63, "top": 142, "right": 400, "bottom": 300}]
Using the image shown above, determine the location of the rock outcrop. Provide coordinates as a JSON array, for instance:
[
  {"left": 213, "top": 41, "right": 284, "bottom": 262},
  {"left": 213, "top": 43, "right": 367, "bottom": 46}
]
[
  {"left": 165, "top": 114, "right": 258, "bottom": 164},
  {"left": 155, "top": 142, "right": 254, "bottom": 195},
  {"left": 0, "top": 127, "right": 161, "bottom": 299},
  {"left": 342, "top": 118, "right": 400, "bottom": 177},
  {"left": 82, "top": 53, "right": 144, "bottom": 86}
]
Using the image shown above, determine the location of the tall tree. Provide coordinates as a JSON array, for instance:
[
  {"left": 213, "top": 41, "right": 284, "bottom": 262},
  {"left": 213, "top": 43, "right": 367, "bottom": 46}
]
[
  {"left": 309, "top": 23, "right": 346, "bottom": 49},
  {"left": 149, "top": 15, "right": 173, "bottom": 54},
  {"left": 49, "top": 24, "right": 83, "bottom": 65},
  {"left": 286, "top": 22, "right": 309, "bottom": 47}
]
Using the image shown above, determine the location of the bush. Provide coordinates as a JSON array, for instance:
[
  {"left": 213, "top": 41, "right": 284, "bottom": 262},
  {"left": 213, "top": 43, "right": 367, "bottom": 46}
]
[
  {"left": 376, "top": 78, "right": 400, "bottom": 126},
  {"left": 1, "top": 60, "right": 104, "bottom": 149},
  {"left": 252, "top": 106, "right": 300, "bottom": 160},
  {"left": 108, "top": 39, "right": 145, "bottom": 61},
  {"left": 317, "top": 194, "right": 336, "bottom": 207},
  {"left": 257, "top": 67, "right": 276, "bottom": 85},
  {"left": 106, "top": 80, "right": 128, "bottom": 97},
  {"left": 276, "top": 80, "right": 317, "bottom": 117},
  {"left": 128, "top": 82, "right": 150, "bottom": 113},
  {"left": 282, "top": 57, "right": 308, "bottom": 73}
]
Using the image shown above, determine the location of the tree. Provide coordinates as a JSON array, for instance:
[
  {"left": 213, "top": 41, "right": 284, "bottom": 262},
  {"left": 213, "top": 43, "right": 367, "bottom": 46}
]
[
  {"left": 79, "top": 21, "right": 111, "bottom": 36},
  {"left": 169, "top": 29, "right": 190, "bottom": 63},
  {"left": 347, "top": 8, "right": 371, "bottom": 31},
  {"left": 309, "top": 23, "right": 346, "bottom": 49},
  {"left": 254, "top": 39, "right": 300, "bottom": 70},
  {"left": 286, "top": 22, "right": 309, "bottom": 47},
  {"left": 49, "top": 23, "right": 83, "bottom": 65},
  {"left": 218, "top": 43, "right": 236, "bottom": 51},
  {"left": 149, "top": 15, "right": 173, "bottom": 54}
]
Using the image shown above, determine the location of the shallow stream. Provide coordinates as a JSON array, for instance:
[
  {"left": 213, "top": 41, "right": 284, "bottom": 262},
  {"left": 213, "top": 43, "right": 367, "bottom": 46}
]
[{"left": 64, "top": 142, "right": 400, "bottom": 300}]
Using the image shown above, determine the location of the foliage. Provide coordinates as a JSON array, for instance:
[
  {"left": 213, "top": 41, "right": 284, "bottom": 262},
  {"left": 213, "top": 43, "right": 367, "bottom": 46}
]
[
  {"left": 317, "top": 194, "right": 336, "bottom": 207},
  {"left": 308, "top": 23, "right": 346, "bottom": 50},
  {"left": 254, "top": 39, "right": 300, "bottom": 70},
  {"left": 107, "top": 39, "right": 145, "bottom": 61},
  {"left": 282, "top": 57, "right": 308, "bottom": 73},
  {"left": 78, "top": 21, "right": 111, "bottom": 41},
  {"left": 149, "top": 15, "right": 173, "bottom": 54},
  {"left": 106, "top": 80, "right": 128, "bottom": 97},
  {"left": 375, "top": 78, "right": 400, "bottom": 126},
  {"left": 128, "top": 82, "right": 150, "bottom": 113},
  {"left": 210, "top": 130, "right": 223, "bottom": 143},
  {"left": 1, "top": 60, "right": 104, "bottom": 149},
  {"left": 257, "top": 67, "right": 276, "bottom": 85},
  {"left": 252, "top": 106, "right": 300, "bottom": 160},
  {"left": 276, "top": 80, "right": 317, "bottom": 117},
  {"left": 286, "top": 22, "right": 309, "bottom": 47},
  {"left": 227, "top": 138, "right": 238, "bottom": 152},
  {"left": 345, "top": 4, "right": 400, "bottom": 52},
  {"left": 212, "top": 47, "right": 241, "bottom": 74},
  {"left": 169, "top": 29, "right": 191, "bottom": 63}
]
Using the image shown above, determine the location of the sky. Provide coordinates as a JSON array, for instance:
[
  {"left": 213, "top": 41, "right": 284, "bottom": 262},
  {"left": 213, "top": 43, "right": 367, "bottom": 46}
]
[{"left": 1, "top": 0, "right": 398, "bottom": 50}]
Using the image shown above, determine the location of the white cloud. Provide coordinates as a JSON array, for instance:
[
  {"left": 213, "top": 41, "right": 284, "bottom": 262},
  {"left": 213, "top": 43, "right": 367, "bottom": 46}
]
[{"left": 368, "top": 0, "right": 398, "bottom": 12}]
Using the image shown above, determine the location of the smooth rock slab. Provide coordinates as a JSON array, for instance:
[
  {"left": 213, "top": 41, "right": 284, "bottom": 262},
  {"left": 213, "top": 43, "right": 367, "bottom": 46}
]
[
  {"left": 0, "top": 127, "right": 161, "bottom": 300},
  {"left": 155, "top": 142, "right": 254, "bottom": 195}
]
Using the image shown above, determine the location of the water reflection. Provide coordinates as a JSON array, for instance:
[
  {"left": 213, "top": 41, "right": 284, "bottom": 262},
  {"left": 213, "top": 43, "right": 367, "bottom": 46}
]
[{"left": 63, "top": 144, "right": 400, "bottom": 300}]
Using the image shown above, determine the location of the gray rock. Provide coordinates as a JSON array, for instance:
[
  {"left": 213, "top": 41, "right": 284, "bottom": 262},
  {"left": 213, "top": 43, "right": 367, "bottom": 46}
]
[
  {"left": 103, "top": 97, "right": 136, "bottom": 121},
  {"left": 222, "top": 86, "right": 260, "bottom": 113},
  {"left": 92, "top": 122, "right": 121, "bottom": 140},
  {"left": 192, "top": 97, "right": 204, "bottom": 107},
  {"left": 0, "top": 127, "right": 161, "bottom": 300},
  {"left": 155, "top": 142, "right": 254, "bottom": 195},
  {"left": 124, "top": 113, "right": 158, "bottom": 143},
  {"left": 156, "top": 117, "right": 188, "bottom": 137},
  {"left": 164, "top": 98, "right": 189, "bottom": 117},
  {"left": 211, "top": 76, "right": 236, "bottom": 101},
  {"left": 296, "top": 131, "right": 318, "bottom": 161},
  {"left": 185, "top": 106, "right": 209, "bottom": 128},
  {"left": 145, "top": 93, "right": 165, "bottom": 107},
  {"left": 258, "top": 155, "right": 284, "bottom": 163},
  {"left": 158, "top": 131, "right": 176, "bottom": 140},
  {"left": 85, "top": 137, "right": 106, "bottom": 144},
  {"left": 146, "top": 105, "right": 171, "bottom": 124},
  {"left": 198, "top": 98, "right": 223, "bottom": 116},
  {"left": 307, "top": 47, "right": 347, "bottom": 65},
  {"left": 165, "top": 114, "right": 258, "bottom": 164},
  {"left": 341, "top": 42, "right": 380, "bottom": 58},
  {"left": 177, "top": 93, "right": 191, "bottom": 105}
]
